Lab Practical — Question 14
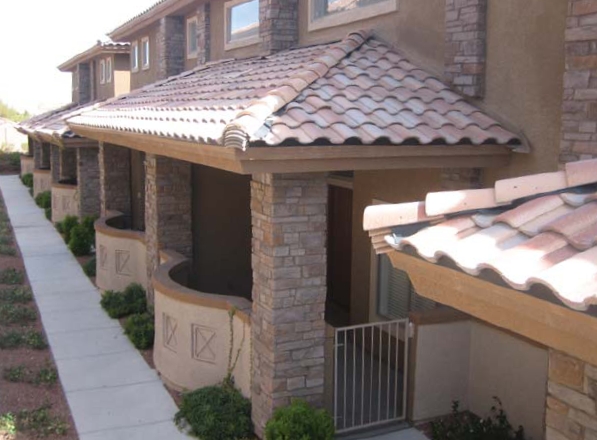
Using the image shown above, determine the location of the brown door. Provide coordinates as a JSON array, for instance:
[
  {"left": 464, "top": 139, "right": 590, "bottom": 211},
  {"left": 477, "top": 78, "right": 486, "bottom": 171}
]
[
  {"left": 327, "top": 185, "right": 353, "bottom": 326},
  {"left": 130, "top": 151, "right": 145, "bottom": 231}
]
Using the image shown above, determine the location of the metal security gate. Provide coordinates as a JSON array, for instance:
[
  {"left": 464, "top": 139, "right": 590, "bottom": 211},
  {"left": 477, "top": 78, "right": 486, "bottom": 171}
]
[{"left": 334, "top": 319, "right": 410, "bottom": 433}]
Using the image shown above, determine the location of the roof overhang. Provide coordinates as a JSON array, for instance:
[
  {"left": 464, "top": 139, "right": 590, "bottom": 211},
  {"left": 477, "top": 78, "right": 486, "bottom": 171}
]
[
  {"left": 109, "top": 0, "right": 197, "bottom": 41},
  {"left": 69, "top": 124, "right": 513, "bottom": 175},
  {"left": 389, "top": 251, "right": 597, "bottom": 366},
  {"left": 58, "top": 45, "right": 130, "bottom": 72}
]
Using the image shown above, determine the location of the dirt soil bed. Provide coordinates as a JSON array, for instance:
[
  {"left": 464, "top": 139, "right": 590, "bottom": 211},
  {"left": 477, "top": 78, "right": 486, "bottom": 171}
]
[{"left": 0, "top": 184, "right": 78, "bottom": 440}]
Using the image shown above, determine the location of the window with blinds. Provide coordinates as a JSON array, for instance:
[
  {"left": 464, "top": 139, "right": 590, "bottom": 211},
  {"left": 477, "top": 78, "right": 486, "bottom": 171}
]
[{"left": 377, "top": 254, "right": 436, "bottom": 320}]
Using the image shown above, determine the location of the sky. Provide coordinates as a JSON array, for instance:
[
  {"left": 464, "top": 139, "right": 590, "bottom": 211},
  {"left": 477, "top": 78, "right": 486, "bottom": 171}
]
[{"left": 0, "top": 0, "right": 160, "bottom": 115}]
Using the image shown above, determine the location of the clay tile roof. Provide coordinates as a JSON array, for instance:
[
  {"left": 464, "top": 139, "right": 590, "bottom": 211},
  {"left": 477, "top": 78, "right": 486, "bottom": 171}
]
[
  {"left": 363, "top": 158, "right": 597, "bottom": 312},
  {"left": 19, "top": 102, "right": 101, "bottom": 141},
  {"left": 58, "top": 40, "right": 131, "bottom": 72},
  {"left": 68, "top": 31, "right": 522, "bottom": 151}
]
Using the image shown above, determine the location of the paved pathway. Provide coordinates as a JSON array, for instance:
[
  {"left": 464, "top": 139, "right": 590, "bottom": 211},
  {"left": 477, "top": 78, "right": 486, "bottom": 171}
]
[
  {"left": 360, "top": 428, "right": 429, "bottom": 440},
  {"left": 0, "top": 175, "right": 188, "bottom": 440}
]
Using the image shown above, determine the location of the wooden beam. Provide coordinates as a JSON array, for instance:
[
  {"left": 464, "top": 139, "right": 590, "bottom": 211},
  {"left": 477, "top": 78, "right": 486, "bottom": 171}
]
[{"left": 389, "top": 251, "right": 597, "bottom": 366}]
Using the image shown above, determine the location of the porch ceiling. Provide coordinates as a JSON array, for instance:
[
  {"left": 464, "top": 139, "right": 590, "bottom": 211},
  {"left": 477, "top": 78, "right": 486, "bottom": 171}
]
[{"left": 67, "top": 30, "right": 523, "bottom": 171}]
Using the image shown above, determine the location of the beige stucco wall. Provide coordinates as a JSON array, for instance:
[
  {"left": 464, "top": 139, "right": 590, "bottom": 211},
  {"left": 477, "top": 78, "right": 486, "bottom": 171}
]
[
  {"left": 20, "top": 156, "right": 34, "bottom": 177},
  {"left": 412, "top": 320, "right": 548, "bottom": 440},
  {"left": 210, "top": 0, "right": 261, "bottom": 62},
  {"left": 130, "top": 23, "right": 160, "bottom": 91},
  {"left": 51, "top": 184, "right": 79, "bottom": 223},
  {"left": 114, "top": 53, "right": 131, "bottom": 97},
  {"left": 483, "top": 0, "right": 567, "bottom": 181},
  {"left": 154, "top": 287, "right": 252, "bottom": 397},
  {"left": 298, "top": 0, "right": 445, "bottom": 74},
  {"left": 95, "top": 220, "right": 148, "bottom": 292},
  {"left": 33, "top": 169, "right": 51, "bottom": 197}
]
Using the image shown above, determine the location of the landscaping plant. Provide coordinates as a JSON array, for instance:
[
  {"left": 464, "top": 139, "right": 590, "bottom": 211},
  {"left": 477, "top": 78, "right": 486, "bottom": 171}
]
[
  {"left": 68, "top": 224, "right": 93, "bottom": 256},
  {"left": 264, "top": 400, "right": 335, "bottom": 440},
  {"left": 34, "top": 191, "right": 51, "bottom": 210},
  {"left": 20, "top": 173, "right": 33, "bottom": 188},
  {"left": 58, "top": 215, "right": 78, "bottom": 243},
  {"left": 0, "top": 268, "right": 24, "bottom": 285},
  {"left": 430, "top": 399, "right": 526, "bottom": 440},
  {"left": 0, "top": 287, "right": 32, "bottom": 304},
  {"left": 13, "top": 404, "right": 68, "bottom": 437},
  {"left": 124, "top": 313, "right": 154, "bottom": 349},
  {"left": 83, "top": 256, "right": 96, "bottom": 277},
  {"left": 0, "top": 330, "right": 47, "bottom": 350},
  {"left": 100, "top": 283, "right": 147, "bottom": 318},
  {"left": 175, "top": 384, "right": 253, "bottom": 440},
  {"left": 0, "top": 304, "right": 37, "bottom": 326}
]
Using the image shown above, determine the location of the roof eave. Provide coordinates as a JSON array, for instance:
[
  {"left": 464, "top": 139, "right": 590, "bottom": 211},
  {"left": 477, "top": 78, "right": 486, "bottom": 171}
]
[
  {"left": 68, "top": 123, "right": 514, "bottom": 175},
  {"left": 58, "top": 46, "right": 131, "bottom": 72}
]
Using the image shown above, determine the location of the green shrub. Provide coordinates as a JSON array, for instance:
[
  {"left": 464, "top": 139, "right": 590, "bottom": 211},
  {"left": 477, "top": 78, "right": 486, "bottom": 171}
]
[
  {"left": 0, "top": 330, "right": 47, "bottom": 350},
  {"left": 0, "top": 287, "right": 32, "bottom": 304},
  {"left": 60, "top": 215, "right": 78, "bottom": 243},
  {"left": 264, "top": 400, "right": 334, "bottom": 440},
  {"left": 0, "top": 268, "right": 24, "bottom": 285},
  {"left": 68, "top": 224, "right": 92, "bottom": 256},
  {"left": 0, "top": 304, "right": 37, "bottom": 326},
  {"left": 44, "top": 207, "right": 51, "bottom": 221},
  {"left": 100, "top": 283, "right": 147, "bottom": 318},
  {"left": 34, "top": 191, "right": 51, "bottom": 210},
  {"left": 21, "top": 173, "right": 33, "bottom": 188},
  {"left": 124, "top": 313, "right": 154, "bottom": 349},
  {"left": 14, "top": 404, "right": 68, "bottom": 437},
  {"left": 430, "top": 399, "right": 525, "bottom": 440},
  {"left": 175, "top": 384, "right": 253, "bottom": 440},
  {"left": 83, "top": 257, "right": 96, "bottom": 277}
]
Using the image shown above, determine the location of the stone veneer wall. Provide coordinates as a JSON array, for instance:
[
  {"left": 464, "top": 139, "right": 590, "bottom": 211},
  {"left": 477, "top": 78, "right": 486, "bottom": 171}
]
[
  {"left": 50, "top": 145, "right": 60, "bottom": 184},
  {"left": 259, "top": 0, "right": 299, "bottom": 54},
  {"left": 444, "top": 0, "right": 487, "bottom": 98},
  {"left": 441, "top": 167, "right": 483, "bottom": 191},
  {"left": 60, "top": 148, "right": 77, "bottom": 181},
  {"left": 77, "top": 147, "right": 101, "bottom": 218},
  {"left": 196, "top": 3, "right": 211, "bottom": 66},
  {"left": 560, "top": 0, "right": 597, "bottom": 164},
  {"left": 250, "top": 173, "right": 327, "bottom": 436},
  {"left": 546, "top": 350, "right": 597, "bottom": 440},
  {"left": 40, "top": 143, "right": 51, "bottom": 169},
  {"left": 144, "top": 154, "right": 192, "bottom": 303},
  {"left": 157, "top": 16, "right": 185, "bottom": 80},
  {"left": 98, "top": 143, "right": 131, "bottom": 216},
  {"left": 33, "top": 140, "right": 42, "bottom": 169},
  {"left": 77, "top": 63, "right": 92, "bottom": 105}
]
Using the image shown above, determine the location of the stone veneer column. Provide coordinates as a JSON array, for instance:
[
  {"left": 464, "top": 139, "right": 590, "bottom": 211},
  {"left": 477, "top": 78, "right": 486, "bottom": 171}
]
[
  {"left": 60, "top": 148, "right": 77, "bottom": 181},
  {"left": 546, "top": 350, "right": 597, "bottom": 440},
  {"left": 144, "top": 154, "right": 192, "bottom": 303},
  {"left": 259, "top": 0, "right": 299, "bottom": 54},
  {"left": 157, "top": 16, "right": 185, "bottom": 80},
  {"left": 40, "top": 143, "right": 51, "bottom": 169},
  {"left": 98, "top": 143, "right": 131, "bottom": 215},
  {"left": 560, "top": 0, "right": 597, "bottom": 164},
  {"left": 251, "top": 173, "right": 328, "bottom": 436},
  {"left": 196, "top": 3, "right": 211, "bottom": 66},
  {"left": 50, "top": 145, "right": 60, "bottom": 184},
  {"left": 444, "top": 0, "right": 487, "bottom": 98},
  {"left": 33, "top": 140, "right": 42, "bottom": 169},
  {"left": 77, "top": 147, "right": 101, "bottom": 218}
]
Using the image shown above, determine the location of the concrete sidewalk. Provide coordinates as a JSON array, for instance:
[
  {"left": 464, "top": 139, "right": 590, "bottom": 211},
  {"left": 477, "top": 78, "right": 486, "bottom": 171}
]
[{"left": 0, "top": 175, "right": 188, "bottom": 440}]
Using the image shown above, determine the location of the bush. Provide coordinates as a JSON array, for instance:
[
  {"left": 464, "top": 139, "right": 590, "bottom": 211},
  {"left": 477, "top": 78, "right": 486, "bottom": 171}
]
[
  {"left": 34, "top": 191, "right": 51, "bottom": 210},
  {"left": 430, "top": 399, "right": 525, "bottom": 440},
  {"left": 175, "top": 384, "right": 253, "bottom": 440},
  {"left": 21, "top": 173, "right": 33, "bottom": 188},
  {"left": 44, "top": 207, "right": 51, "bottom": 221},
  {"left": 83, "top": 257, "right": 96, "bottom": 277},
  {"left": 265, "top": 400, "right": 334, "bottom": 440},
  {"left": 68, "top": 224, "right": 92, "bottom": 256},
  {"left": 59, "top": 215, "right": 79, "bottom": 243},
  {"left": 100, "top": 283, "right": 147, "bottom": 319},
  {"left": 124, "top": 313, "right": 154, "bottom": 349}
]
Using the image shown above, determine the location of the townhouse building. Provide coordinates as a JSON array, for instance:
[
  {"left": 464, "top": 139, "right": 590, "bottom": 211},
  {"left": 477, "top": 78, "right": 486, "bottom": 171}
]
[{"left": 13, "top": 0, "right": 595, "bottom": 438}]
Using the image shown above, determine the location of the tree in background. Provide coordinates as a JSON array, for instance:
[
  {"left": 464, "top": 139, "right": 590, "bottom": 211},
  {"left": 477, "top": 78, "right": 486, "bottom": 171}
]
[{"left": 0, "top": 101, "right": 30, "bottom": 123}]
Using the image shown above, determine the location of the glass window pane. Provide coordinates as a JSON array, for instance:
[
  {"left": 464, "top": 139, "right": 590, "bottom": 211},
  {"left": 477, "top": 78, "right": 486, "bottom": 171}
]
[
  {"left": 313, "top": 0, "right": 388, "bottom": 19},
  {"left": 229, "top": 0, "right": 259, "bottom": 42},
  {"left": 188, "top": 20, "right": 198, "bottom": 54}
]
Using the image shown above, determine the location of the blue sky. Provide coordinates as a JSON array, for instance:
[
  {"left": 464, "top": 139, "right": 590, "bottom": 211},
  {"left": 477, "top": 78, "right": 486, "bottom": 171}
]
[{"left": 0, "top": 0, "right": 158, "bottom": 114}]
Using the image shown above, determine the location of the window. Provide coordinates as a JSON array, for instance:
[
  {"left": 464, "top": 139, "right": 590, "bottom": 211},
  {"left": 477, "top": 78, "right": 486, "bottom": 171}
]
[
  {"left": 309, "top": 0, "right": 398, "bottom": 31},
  {"left": 141, "top": 36, "right": 150, "bottom": 70},
  {"left": 99, "top": 59, "right": 106, "bottom": 84},
  {"left": 106, "top": 57, "right": 112, "bottom": 83},
  {"left": 187, "top": 16, "right": 199, "bottom": 58},
  {"left": 376, "top": 254, "right": 436, "bottom": 320},
  {"left": 131, "top": 41, "right": 139, "bottom": 72},
  {"left": 225, "top": 0, "right": 259, "bottom": 50}
]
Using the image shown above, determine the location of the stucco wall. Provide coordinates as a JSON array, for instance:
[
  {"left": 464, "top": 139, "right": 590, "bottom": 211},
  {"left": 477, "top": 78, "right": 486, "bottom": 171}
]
[
  {"left": 20, "top": 156, "right": 34, "bottom": 177},
  {"left": 33, "top": 169, "right": 51, "bottom": 197},
  {"left": 209, "top": 0, "right": 261, "bottom": 61},
  {"left": 130, "top": 23, "right": 161, "bottom": 90},
  {"left": 298, "top": 0, "right": 445, "bottom": 75},
  {"left": 51, "top": 184, "right": 79, "bottom": 223},
  {"left": 483, "top": 0, "right": 567, "bottom": 181},
  {"left": 154, "top": 280, "right": 252, "bottom": 398},
  {"left": 412, "top": 320, "right": 548, "bottom": 440},
  {"left": 95, "top": 216, "right": 148, "bottom": 292},
  {"left": 114, "top": 53, "right": 131, "bottom": 97}
]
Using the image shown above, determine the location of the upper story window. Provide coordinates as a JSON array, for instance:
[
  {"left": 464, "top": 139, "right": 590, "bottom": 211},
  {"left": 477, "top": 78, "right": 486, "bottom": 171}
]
[
  {"left": 99, "top": 59, "right": 106, "bottom": 84},
  {"left": 187, "top": 16, "right": 199, "bottom": 59},
  {"left": 141, "top": 36, "right": 150, "bottom": 70},
  {"left": 131, "top": 41, "right": 139, "bottom": 72},
  {"left": 309, "top": 0, "right": 398, "bottom": 31},
  {"left": 106, "top": 57, "right": 113, "bottom": 83},
  {"left": 225, "top": 0, "right": 259, "bottom": 50}
]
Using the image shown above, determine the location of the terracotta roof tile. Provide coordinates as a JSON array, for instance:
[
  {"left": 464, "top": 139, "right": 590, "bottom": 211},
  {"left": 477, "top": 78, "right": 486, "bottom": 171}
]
[
  {"left": 68, "top": 31, "right": 521, "bottom": 151},
  {"left": 363, "top": 158, "right": 597, "bottom": 311}
]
